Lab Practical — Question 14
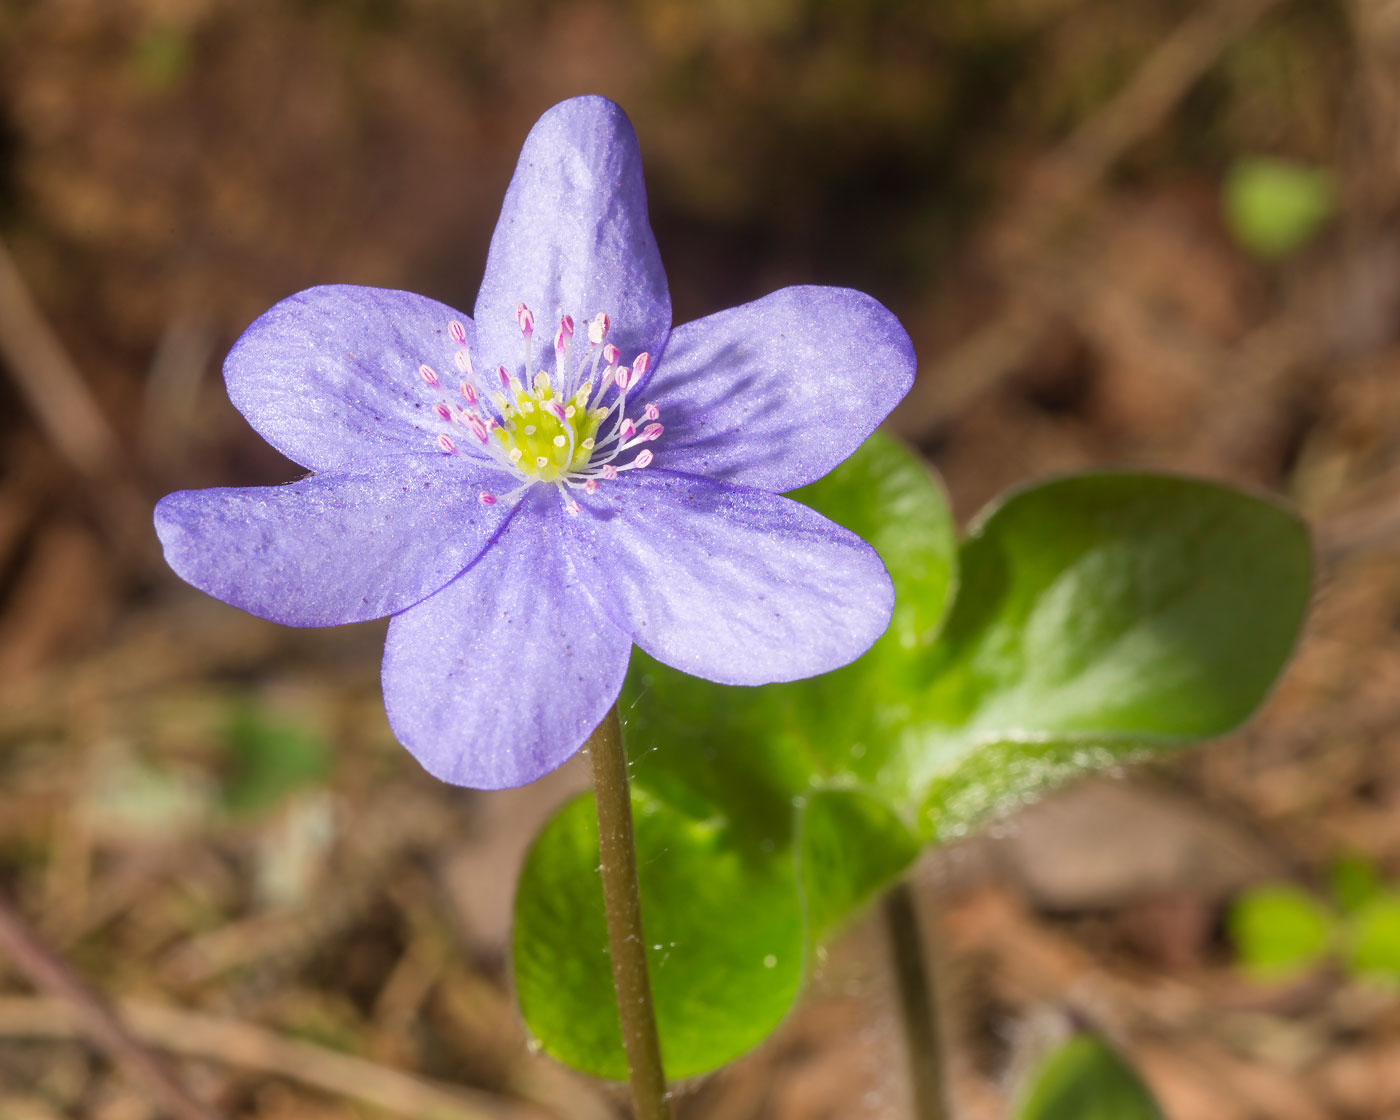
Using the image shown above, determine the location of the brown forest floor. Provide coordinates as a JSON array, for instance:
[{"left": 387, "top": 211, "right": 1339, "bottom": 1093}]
[{"left": 1, "top": 0, "right": 1399, "bottom": 1117}]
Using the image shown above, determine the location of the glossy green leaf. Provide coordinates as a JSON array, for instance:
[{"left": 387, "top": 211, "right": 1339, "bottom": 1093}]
[
  {"left": 918, "top": 473, "right": 1311, "bottom": 836},
  {"left": 1223, "top": 156, "right": 1335, "bottom": 260},
  {"left": 1347, "top": 893, "right": 1400, "bottom": 983},
  {"left": 1013, "top": 1034, "right": 1165, "bottom": 1120},
  {"left": 513, "top": 791, "right": 804, "bottom": 1081},
  {"left": 1228, "top": 884, "right": 1334, "bottom": 980},
  {"left": 515, "top": 449, "right": 1313, "bottom": 1081},
  {"left": 515, "top": 435, "right": 951, "bottom": 1079},
  {"left": 798, "top": 787, "right": 920, "bottom": 938}
]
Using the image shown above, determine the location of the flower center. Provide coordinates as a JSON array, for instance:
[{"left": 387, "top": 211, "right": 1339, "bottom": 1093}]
[{"left": 418, "top": 307, "right": 661, "bottom": 514}]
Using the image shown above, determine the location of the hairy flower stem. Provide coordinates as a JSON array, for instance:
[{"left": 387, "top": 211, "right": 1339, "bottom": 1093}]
[
  {"left": 884, "top": 879, "right": 949, "bottom": 1120},
  {"left": 587, "top": 705, "right": 672, "bottom": 1120}
]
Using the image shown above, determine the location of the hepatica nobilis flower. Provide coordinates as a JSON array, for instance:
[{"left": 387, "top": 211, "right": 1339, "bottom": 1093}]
[{"left": 155, "top": 96, "right": 914, "bottom": 789}]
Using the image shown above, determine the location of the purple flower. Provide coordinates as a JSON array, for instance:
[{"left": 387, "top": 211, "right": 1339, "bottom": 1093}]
[{"left": 155, "top": 96, "right": 914, "bottom": 789}]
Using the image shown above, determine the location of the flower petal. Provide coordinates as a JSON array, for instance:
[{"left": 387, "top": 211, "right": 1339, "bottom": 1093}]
[
  {"left": 154, "top": 457, "right": 510, "bottom": 626},
  {"left": 571, "top": 470, "right": 894, "bottom": 685},
  {"left": 224, "top": 285, "right": 482, "bottom": 472},
  {"left": 644, "top": 286, "right": 915, "bottom": 492},
  {"left": 473, "top": 96, "right": 670, "bottom": 373},
  {"left": 382, "top": 495, "right": 632, "bottom": 789}
]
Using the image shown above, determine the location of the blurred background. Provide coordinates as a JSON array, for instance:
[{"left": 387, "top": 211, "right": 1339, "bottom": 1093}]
[{"left": 0, "top": 0, "right": 1396, "bottom": 1116}]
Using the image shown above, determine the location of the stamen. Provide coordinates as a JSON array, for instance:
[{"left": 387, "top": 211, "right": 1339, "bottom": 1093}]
[
  {"left": 479, "top": 492, "right": 498, "bottom": 506},
  {"left": 449, "top": 320, "right": 468, "bottom": 345},
  {"left": 455, "top": 349, "right": 473, "bottom": 375},
  {"left": 588, "top": 312, "right": 609, "bottom": 345},
  {"left": 434, "top": 403, "right": 453, "bottom": 422},
  {"left": 419, "top": 364, "right": 440, "bottom": 388},
  {"left": 644, "top": 403, "right": 660, "bottom": 421},
  {"left": 437, "top": 433, "right": 457, "bottom": 454},
  {"left": 517, "top": 304, "right": 534, "bottom": 335}
]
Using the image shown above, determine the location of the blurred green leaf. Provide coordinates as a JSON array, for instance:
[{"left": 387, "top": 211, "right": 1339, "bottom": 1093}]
[
  {"left": 1013, "top": 1034, "right": 1165, "bottom": 1120},
  {"left": 223, "top": 705, "right": 331, "bottom": 817},
  {"left": 1229, "top": 884, "right": 1334, "bottom": 980},
  {"left": 128, "top": 27, "right": 192, "bottom": 90},
  {"left": 1331, "top": 852, "right": 1385, "bottom": 916},
  {"left": 1347, "top": 893, "right": 1400, "bottom": 983},
  {"left": 918, "top": 473, "right": 1312, "bottom": 836},
  {"left": 1223, "top": 156, "right": 1335, "bottom": 260}
]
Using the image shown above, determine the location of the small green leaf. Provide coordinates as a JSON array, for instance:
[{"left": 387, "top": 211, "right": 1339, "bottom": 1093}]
[
  {"left": 223, "top": 705, "right": 331, "bottom": 817},
  {"left": 918, "top": 473, "right": 1310, "bottom": 835},
  {"left": 513, "top": 792, "right": 804, "bottom": 1081},
  {"left": 1228, "top": 884, "right": 1334, "bottom": 980},
  {"left": 1013, "top": 1034, "right": 1165, "bottom": 1120},
  {"left": 1330, "top": 852, "right": 1385, "bottom": 916},
  {"left": 1347, "top": 892, "right": 1400, "bottom": 983},
  {"left": 1224, "top": 156, "right": 1335, "bottom": 260}
]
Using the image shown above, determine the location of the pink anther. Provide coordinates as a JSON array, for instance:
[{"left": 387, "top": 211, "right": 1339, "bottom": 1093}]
[
  {"left": 549, "top": 401, "right": 567, "bottom": 421},
  {"left": 454, "top": 349, "right": 473, "bottom": 375},
  {"left": 619, "top": 418, "right": 637, "bottom": 441},
  {"left": 643, "top": 423, "right": 663, "bottom": 441},
  {"left": 632, "top": 352, "right": 651, "bottom": 378},
  {"left": 588, "top": 312, "right": 609, "bottom": 345},
  {"left": 467, "top": 416, "right": 489, "bottom": 443},
  {"left": 498, "top": 365, "right": 511, "bottom": 388},
  {"left": 554, "top": 326, "right": 569, "bottom": 352},
  {"left": 565, "top": 500, "right": 581, "bottom": 516},
  {"left": 614, "top": 366, "right": 632, "bottom": 391},
  {"left": 437, "top": 433, "right": 457, "bottom": 454},
  {"left": 584, "top": 479, "right": 599, "bottom": 493},
  {"left": 517, "top": 304, "right": 535, "bottom": 335},
  {"left": 602, "top": 464, "right": 618, "bottom": 481},
  {"left": 603, "top": 343, "right": 620, "bottom": 366},
  {"left": 460, "top": 381, "right": 477, "bottom": 405},
  {"left": 419, "top": 364, "right": 440, "bottom": 387},
  {"left": 633, "top": 449, "right": 654, "bottom": 469},
  {"left": 449, "top": 320, "right": 468, "bottom": 345},
  {"left": 644, "top": 403, "right": 660, "bottom": 421},
  {"left": 479, "top": 492, "right": 498, "bottom": 506},
  {"left": 434, "top": 403, "right": 453, "bottom": 422}
]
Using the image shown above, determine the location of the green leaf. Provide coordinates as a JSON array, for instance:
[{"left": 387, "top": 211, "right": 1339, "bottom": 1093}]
[
  {"left": 222, "top": 705, "right": 331, "bottom": 817},
  {"left": 514, "top": 452, "right": 1312, "bottom": 1081},
  {"left": 1223, "top": 156, "right": 1335, "bottom": 260},
  {"left": 798, "top": 788, "right": 920, "bottom": 939},
  {"left": 1347, "top": 892, "right": 1400, "bottom": 983},
  {"left": 1330, "top": 852, "right": 1385, "bottom": 916},
  {"left": 918, "top": 473, "right": 1311, "bottom": 836},
  {"left": 1228, "top": 884, "right": 1334, "bottom": 980},
  {"left": 513, "top": 791, "right": 804, "bottom": 1081},
  {"left": 515, "top": 435, "right": 952, "bottom": 1079},
  {"left": 1013, "top": 1034, "right": 1165, "bottom": 1120}
]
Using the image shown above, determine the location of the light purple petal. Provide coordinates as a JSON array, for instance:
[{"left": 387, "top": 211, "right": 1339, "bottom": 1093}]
[
  {"left": 154, "top": 457, "right": 510, "bottom": 627},
  {"left": 382, "top": 494, "right": 632, "bottom": 789},
  {"left": 224, "top": 285, "right": 484, "bottom": 472},
  {"left": 570, "top": 469, "right": 894, "bottom": 685},
  {"left": 473, "top": 96, "right": 670, "bottom": 376},
  {"left": 643, "top": 286, "right": 915, "bottom": 492}
]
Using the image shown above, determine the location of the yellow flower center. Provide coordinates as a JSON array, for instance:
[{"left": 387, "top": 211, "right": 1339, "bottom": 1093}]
[{"left": 491, "top": 372, "right": 609, "bottom": 482}]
